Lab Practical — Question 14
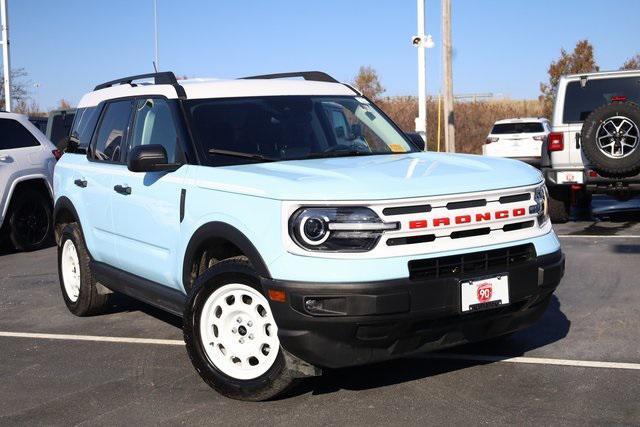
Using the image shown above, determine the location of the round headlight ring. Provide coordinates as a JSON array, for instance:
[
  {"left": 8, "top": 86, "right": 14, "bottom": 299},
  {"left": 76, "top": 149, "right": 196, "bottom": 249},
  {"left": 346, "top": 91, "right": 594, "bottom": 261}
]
[{"left": 298, "top": 215, "right": 330, "bottom": 246}]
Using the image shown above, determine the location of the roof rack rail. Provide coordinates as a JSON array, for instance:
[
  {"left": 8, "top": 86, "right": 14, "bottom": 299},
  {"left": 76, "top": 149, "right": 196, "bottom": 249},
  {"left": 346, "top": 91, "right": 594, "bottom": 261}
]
[
  {"left": 241, "top": 71, "right": 339, "bottom": 83},
  {"left": 94, "top": 71, "right": 186, "bottom": 98}
]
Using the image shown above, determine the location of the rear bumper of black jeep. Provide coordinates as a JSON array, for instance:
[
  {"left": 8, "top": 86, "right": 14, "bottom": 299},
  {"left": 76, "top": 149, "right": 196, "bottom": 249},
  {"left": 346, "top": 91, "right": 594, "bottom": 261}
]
[{"left": 261, "top": 249, "right": 564, "bottom": 369}]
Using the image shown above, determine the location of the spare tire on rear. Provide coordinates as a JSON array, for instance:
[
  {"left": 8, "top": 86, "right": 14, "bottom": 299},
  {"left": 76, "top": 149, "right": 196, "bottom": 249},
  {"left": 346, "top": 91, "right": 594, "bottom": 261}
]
[{"left": 581, "top": 102, "right": 640, "bottom": 177}]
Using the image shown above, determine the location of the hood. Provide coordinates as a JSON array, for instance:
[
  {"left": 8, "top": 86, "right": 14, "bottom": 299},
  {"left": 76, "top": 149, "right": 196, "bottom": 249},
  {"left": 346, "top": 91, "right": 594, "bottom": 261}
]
[{"left": 196, "top": 152, "right": 543, "bottom": 201}]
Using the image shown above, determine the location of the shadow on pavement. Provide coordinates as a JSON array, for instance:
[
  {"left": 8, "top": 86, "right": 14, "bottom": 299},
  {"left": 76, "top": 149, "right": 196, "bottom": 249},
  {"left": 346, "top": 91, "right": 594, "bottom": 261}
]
[
  {"left": 101, "top": 293, "right": 183, "bottom": 329},
  {"left": 284, "top": 295, "right": 569, "bottom": 398}
]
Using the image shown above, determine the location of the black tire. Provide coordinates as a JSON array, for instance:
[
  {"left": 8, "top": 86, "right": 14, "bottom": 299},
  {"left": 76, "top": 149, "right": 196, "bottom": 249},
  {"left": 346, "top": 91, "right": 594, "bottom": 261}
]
[
  {"left": 6, "top": 188, "right": 52, "bottom": 251},
  {"left": 58, "top": 223, "right": 109, "bottom": 316},
  {"left": 548, "top": 187, "right": 570, "bottom": 223},
  {"left": 576, "top": 190, "right": 592, "bottom": 212},
  {"left": 183, "top": 256, "right": 297, "bottom": 401},
  {"left": 582, "top": 102, "right": 640, "bottom": 177}
]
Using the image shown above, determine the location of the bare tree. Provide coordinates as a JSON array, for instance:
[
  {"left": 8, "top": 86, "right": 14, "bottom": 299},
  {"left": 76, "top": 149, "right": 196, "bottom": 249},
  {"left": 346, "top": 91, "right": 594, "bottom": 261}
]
[
  {"left": 14, "top": 99, "right": 45, "bottom": 116},
  {"left": 539, "top": 40, "right": 599, "bottom": 118},
  {"left": 0, "top": 68, "right": 31, "bottom": 110},
  {"left": 57, "top": 99, "right": 72, "bottom": 110},
  {"left": 620, "top": 54, "right": 640, "bottom": 70},
  {"left": 353, "top": 66, "right": 385, "bottom": 101}
]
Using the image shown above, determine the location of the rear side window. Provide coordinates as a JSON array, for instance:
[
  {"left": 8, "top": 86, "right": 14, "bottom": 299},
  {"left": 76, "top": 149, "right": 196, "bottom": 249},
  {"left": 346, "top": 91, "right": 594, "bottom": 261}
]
[
  {"left": 91, "top": 100, "right": 133, "bottom": 162},
  {"left": 70, "top": 107, "right": 101, "bottom": 152},
  {"left": 47, "top": 110, "right": 76, "bottom": 147},
  {"left": 0, "top": 119, "right": 40, "bottom": 150},
  {"left": 491, "top": 122, "right": 544, "bottom": 134},
  {"left": 563, "top": 77, "right": 640, "bottom": 123}
]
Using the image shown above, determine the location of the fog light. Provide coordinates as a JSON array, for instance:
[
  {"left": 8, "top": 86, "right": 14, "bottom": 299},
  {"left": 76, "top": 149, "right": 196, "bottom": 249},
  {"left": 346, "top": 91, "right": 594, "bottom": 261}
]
[{"left": 303, "top": 296, "right": 347, "bottom": 315}]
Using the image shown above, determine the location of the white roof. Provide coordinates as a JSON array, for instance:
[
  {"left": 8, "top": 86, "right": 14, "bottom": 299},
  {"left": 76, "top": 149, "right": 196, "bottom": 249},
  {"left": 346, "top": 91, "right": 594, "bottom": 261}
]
[
  {"left": 494, "top": 117, "right": 548, "bottom": 124},
  {"left": 561, "top": 69, "right": 640, "bottom": 80},
  {"left": 77, "top": 77, "right": 356, "bottom": 108},
  {"left": 0, "top": 111, "right": 28, "bottom": 120}
]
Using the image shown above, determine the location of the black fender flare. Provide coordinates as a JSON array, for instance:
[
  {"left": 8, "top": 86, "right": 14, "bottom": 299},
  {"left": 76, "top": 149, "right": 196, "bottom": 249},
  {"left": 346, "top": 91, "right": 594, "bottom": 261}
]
[
  {"left": 182, "top": 222, "right": 271, "bottom": 289},
  {"left": 53, "top": 196, "right": 84, "bottom": 244}
]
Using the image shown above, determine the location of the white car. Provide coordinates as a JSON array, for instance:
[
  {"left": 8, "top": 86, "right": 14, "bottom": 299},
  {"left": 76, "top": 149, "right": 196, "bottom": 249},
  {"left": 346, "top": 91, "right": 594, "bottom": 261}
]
[
  {"left": 0, "top": 111, "right": 59, "bottom": 251},
  {"left": 482, "top": 118, "right": 550, "bottom": 166}
]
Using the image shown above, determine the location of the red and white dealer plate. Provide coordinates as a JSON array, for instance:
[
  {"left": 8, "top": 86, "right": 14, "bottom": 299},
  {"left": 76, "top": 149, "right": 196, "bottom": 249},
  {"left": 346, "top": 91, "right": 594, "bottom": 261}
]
[{"left": 460, "top": 275, "right": 509, "bottom": 312}]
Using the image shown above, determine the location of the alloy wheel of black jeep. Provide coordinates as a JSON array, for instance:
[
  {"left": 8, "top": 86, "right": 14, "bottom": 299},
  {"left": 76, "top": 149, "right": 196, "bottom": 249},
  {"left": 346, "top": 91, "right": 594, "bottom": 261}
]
[
  {"left": 7, "top": 189, "right": 52, "bottom": 251},
  {"left": 581, "top": 102, "right": 640, "bottom": 177}
]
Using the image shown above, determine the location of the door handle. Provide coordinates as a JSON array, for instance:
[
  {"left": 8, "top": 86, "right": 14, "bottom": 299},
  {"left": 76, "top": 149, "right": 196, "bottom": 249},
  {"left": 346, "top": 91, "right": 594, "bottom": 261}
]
[
  {"left": 74, "top": 179, "right": 87, "bottom": 188},
  {"left": 114, "top": 184, "right": 131, "bottom": 195},
  {"left": 575, "top": 132, "right": 581, "bottom": 149},
  {"left": 0, "top": 155, "right": 11, "bottom": 161}
]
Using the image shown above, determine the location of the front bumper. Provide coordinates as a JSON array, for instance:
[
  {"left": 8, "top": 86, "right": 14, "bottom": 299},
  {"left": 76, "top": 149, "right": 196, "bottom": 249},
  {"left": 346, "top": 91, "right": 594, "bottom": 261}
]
[{"left": 262, "top": 249, "right": 564, "bottom": 369}]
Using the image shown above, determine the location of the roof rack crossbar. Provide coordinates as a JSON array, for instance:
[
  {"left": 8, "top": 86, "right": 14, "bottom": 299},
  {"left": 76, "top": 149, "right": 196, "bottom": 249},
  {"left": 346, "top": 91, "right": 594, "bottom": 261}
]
[
  {"left": 241, "top": 71, "right": 339, "bottom": 83},
  {"left": 94, "top": 71, "right": 186, "bottom": 98}
]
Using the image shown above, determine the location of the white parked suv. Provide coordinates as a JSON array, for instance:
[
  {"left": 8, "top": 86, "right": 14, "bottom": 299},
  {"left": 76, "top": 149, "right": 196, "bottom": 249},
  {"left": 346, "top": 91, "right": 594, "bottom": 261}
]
[
  {"left": 0, "top": 111, "right": 59, "bottom": 250},
  {"left": 482, "top": 118, "right": 550, "bottom": 166},
  {"left": 542, "top": 70, "right": 640, "bottom": 222}
]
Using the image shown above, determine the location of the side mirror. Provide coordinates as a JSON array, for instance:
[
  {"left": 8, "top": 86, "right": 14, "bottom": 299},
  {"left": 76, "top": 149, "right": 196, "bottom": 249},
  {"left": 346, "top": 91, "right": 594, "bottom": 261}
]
[
  {"left": 127, "top": 144, "right": 180, "bottom": 172},
  {"left": 335, "top": 126, "right": 346, "bottom": 139},
  {"left": 350, "top": 124, "right": 363, "bottom": 139},
  {"left": 405, "top": 132, "right": 426, "bottom": 151}
]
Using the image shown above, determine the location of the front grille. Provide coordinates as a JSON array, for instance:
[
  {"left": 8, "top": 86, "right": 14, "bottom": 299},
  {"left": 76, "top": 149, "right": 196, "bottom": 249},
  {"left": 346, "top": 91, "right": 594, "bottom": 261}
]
[{"left": 408, "top": 243, "right": 536, "bottom": 280}]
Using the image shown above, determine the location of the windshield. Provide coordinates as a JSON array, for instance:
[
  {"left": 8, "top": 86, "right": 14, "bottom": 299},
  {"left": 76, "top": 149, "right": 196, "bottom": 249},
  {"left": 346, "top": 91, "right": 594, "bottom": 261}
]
[
  {"left": 491, "top": 122, "right": 544, "bottom": 134},
  {"left": 186, "top": 96, "right": 415, "bottom": 165},
  {"left": 563, "top": 77, "right": 640, "bottom": 123}
]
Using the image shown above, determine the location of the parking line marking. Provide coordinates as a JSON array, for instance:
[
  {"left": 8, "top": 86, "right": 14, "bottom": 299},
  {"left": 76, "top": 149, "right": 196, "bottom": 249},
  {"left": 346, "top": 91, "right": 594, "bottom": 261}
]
[
  {"left": 424, "top": 353, "right": 640, "bottom": 370},
  {"left": 2, "top": 331, "right": 640, "bottom": 371},
  {"left": 558, "top": 234, "right": 640, "bottom": 238},
  {"left": 0, "top": 331, "right": 184, "bottom": 346}
]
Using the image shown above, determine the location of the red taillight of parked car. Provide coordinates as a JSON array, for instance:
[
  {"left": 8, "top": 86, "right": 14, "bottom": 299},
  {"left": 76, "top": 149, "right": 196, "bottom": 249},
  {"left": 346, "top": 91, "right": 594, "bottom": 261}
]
[
  {"left": 52, "top": 149, "right": 63, "bottom": 160},
  {"left": 547, "top": 132, "right": 564, "bottom": 151},
  {"left": 485, "top": 137, "right": 498, "bottom": 144}
]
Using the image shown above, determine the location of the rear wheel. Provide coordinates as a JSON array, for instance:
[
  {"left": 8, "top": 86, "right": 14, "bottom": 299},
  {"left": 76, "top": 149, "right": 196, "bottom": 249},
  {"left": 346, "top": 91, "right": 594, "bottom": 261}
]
[
  {"left": 58, "top": 223, "right": 110, "bottom": 316},
  {"left": 6, "top": 189, "right": 52, "bottom": 251},
  {"left": 548, "top": 187, "right": 571, "bottom": 223},
  {"left": 183, "top": 256, "right": 297, "bottom": 401}
]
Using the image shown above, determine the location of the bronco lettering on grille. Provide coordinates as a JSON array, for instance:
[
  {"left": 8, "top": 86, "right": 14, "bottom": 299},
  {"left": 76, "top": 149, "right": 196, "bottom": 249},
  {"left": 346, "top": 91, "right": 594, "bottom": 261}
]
[{"left": 409, "top": 207, "right": 526, "bottom": 229}]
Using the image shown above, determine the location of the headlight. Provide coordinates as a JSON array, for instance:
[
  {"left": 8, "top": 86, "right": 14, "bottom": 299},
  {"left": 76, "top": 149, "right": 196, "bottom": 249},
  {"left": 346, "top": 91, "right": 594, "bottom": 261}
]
[
  {"left": 289, "top": 207, "right": 398, "bottom": 252},
  {"left": 530, "top": 184, "right": 549, "bottom": 227}
]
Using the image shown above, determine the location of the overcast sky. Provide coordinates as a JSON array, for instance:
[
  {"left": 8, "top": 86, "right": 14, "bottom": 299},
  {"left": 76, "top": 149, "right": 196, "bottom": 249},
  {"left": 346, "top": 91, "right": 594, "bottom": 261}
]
[{"left": 6, "top": 0, "right": 640, "bottom": 109}]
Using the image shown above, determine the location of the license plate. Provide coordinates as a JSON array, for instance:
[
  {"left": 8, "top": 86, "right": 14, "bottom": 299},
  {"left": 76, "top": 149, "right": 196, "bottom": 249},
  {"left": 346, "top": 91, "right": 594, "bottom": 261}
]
[
  {"left": 461, "top": 275, "right": 509, "bottom": 312},
  {"left": 556, "top": 171, "right": 584, "bottom": 184}
]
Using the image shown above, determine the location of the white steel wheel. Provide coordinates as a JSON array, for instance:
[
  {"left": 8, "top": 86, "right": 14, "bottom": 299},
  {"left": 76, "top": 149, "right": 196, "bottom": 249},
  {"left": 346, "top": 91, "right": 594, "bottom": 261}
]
[
  {"left": 199, "top": 283, "right": 280, "bottom": 380},
  {"left": 61, "top": 239, "right": 81, "bottom": 302}
]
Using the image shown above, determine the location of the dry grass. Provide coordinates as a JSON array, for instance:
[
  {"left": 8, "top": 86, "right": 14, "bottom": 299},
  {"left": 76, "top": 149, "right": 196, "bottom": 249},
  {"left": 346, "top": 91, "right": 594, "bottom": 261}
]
[{"left": 377, "top": 97, "right": 544, "bottom": 154}]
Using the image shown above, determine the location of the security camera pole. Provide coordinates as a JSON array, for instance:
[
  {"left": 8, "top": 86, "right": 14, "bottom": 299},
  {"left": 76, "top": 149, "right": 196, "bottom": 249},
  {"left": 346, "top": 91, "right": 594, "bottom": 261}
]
[
  {"left": 0, "top": 0, "right": 11, "bottom": 112},
  {"left": 413, "top": 0, "right": 433, "bottom": 150}
]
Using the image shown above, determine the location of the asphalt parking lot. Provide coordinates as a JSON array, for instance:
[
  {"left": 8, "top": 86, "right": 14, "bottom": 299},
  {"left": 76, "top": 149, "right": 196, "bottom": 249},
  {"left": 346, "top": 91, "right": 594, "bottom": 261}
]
[{"left": 1, "top": 202, "right": 639, "bottom": 425}]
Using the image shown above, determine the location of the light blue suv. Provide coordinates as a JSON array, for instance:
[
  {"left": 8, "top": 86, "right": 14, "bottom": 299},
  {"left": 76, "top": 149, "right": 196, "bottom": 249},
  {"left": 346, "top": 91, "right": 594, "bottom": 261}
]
[{"left": 54, "top": 71, "right": 564, "bottom": 400}]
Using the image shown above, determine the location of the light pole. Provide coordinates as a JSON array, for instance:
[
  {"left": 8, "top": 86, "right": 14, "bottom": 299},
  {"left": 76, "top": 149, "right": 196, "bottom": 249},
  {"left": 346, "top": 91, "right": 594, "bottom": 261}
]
[
  {"left": 412, "top": 0, "right": 434, "bottom": 149},
  {"left": 1, "top": 0, "right": 11, "bottom": 112},
  {"left": 153, "top": 0, "right": 159, "bottom": 71}
]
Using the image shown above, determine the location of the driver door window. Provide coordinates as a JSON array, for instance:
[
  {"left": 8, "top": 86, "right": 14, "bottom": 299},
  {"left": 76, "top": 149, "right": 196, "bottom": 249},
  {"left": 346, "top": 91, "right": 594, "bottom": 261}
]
[{"left": 129, "top": 98, "right": 183, "bottom": 163}]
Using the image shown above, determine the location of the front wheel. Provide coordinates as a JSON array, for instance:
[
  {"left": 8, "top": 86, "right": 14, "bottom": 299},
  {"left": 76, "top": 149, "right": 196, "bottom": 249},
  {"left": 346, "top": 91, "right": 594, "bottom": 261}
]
[
  {"left": 7, "top": 189, "right": 52, "bottom": 251},
  {"left": 183, "top": 256, "right": 297, "bottom": 401}
]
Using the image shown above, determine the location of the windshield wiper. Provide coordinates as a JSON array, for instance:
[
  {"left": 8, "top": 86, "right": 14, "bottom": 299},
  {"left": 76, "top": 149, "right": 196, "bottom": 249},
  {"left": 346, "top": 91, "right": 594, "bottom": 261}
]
[
  {"left": 304, "top": 150, "right": 375, "bottom": 159},
  {"left": 208, "top": 148, "right": 277, "bottom": 162}
]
